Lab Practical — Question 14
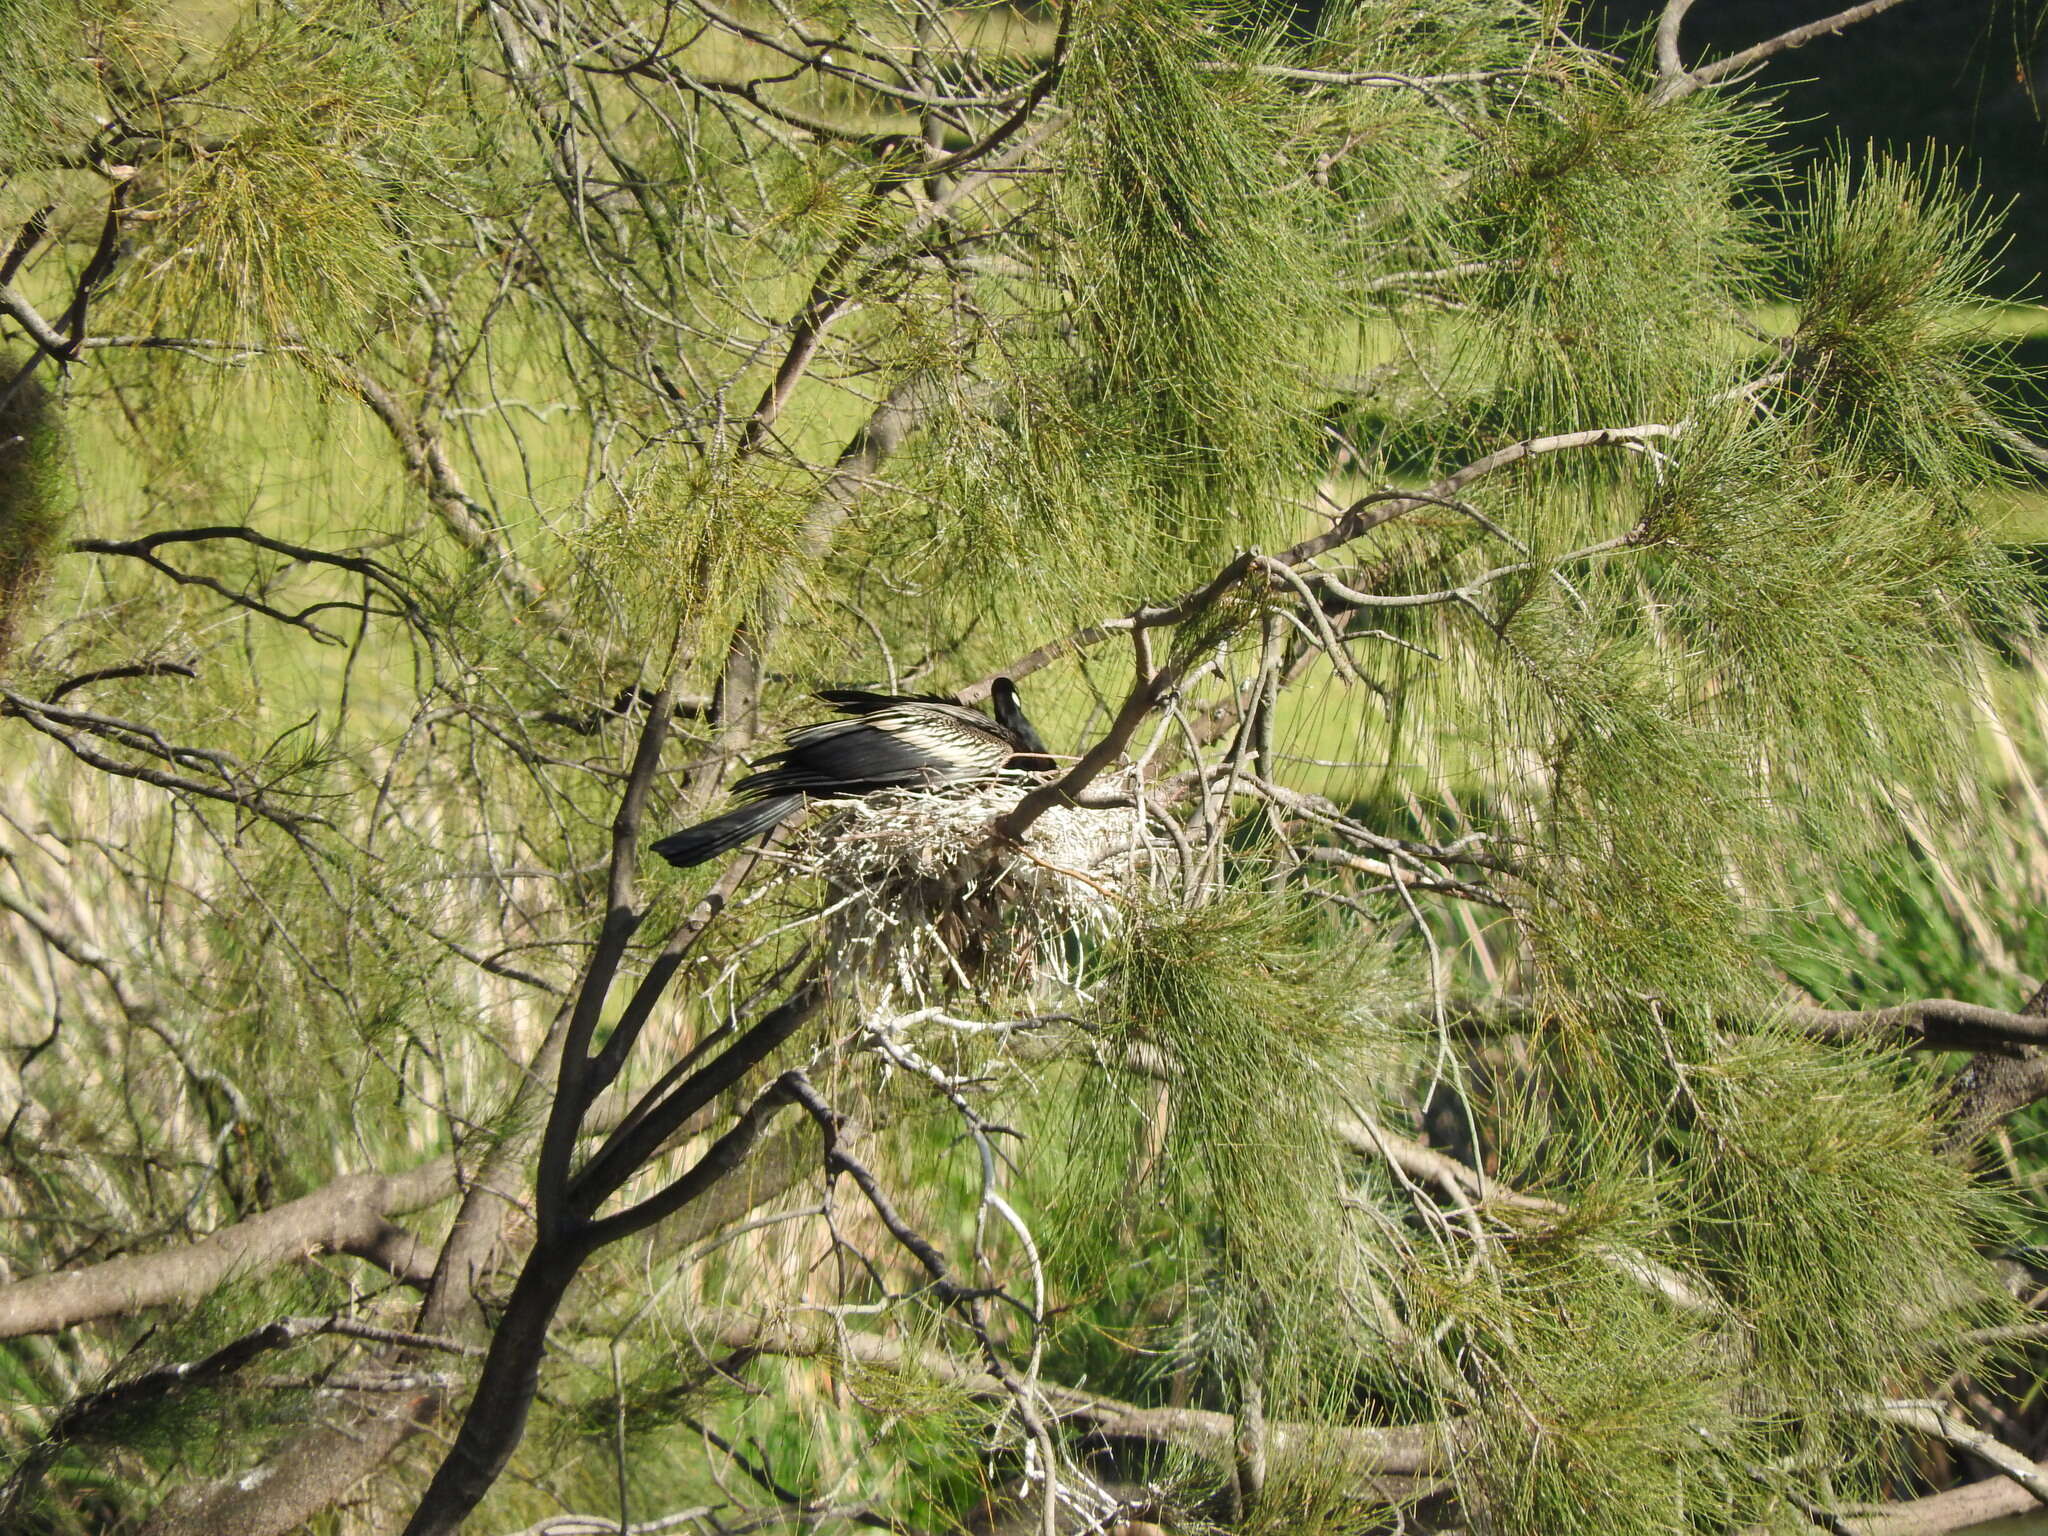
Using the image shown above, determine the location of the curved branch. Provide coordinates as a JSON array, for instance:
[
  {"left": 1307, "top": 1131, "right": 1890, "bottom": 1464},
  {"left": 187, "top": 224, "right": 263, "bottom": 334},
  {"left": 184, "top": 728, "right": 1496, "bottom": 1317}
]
[
  {"left": 971, "top": 424, "right": 1682, "bottom": 699},
  {"left": 1653, "top": 0, "right": 1919, "bottom": 104}
]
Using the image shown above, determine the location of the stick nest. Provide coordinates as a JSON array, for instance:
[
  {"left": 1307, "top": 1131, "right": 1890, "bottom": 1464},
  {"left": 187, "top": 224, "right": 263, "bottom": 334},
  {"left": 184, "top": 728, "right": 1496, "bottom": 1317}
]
[{"left": 782, "top": 773, "right": 1153, "bottom": 1006}]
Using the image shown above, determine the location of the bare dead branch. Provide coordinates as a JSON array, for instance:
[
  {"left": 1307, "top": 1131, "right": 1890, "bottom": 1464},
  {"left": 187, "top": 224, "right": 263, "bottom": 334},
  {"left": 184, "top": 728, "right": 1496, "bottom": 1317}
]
[
  {"left": 1653, "top": 0, "right": 1920, "bottom": 104},
  {"left": 74, "top": 525, "right": 429, "bottom": 633},
  {"left": 42, "top": 661, "right": 199, "bottom": 703},
  {"left": 1863, "top": 1399, "right": 2048, "bottom": 1506},
  {"left": 0, "top": 689, "right": 328, "bottom": 832},
  {"left": 0, "top": 283, "right": 73, "bottom": 358}
]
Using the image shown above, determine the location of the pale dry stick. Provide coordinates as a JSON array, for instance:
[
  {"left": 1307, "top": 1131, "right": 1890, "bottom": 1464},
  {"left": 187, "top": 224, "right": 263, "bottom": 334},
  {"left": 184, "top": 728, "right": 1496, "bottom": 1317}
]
[
  {"left": 1297, "top": 845, "right": 1512, "bottom": 910},
  {"left": 1385, "top": 860, "right": 1497, "bottom": 1250},
  {"left": 1343, "top": 1107, "right": 1724, "bottom": 1318},
  {"left": 1652, "top": 0, "right": 1919, "bottom": 103},
  {"left": 1253, "top": 554, "right": 1372, "bottom": 688},
  {"left": 1863, "top": 1400, "right": 2048, "bottom": 1506},
  {"left": 1342, "top": 1103, "right": 1478, "bottom": 1285},
  {"left": 495, "top": 1509, "right": 713, "bottom": 1536},
  {"left": 1164, "top": 698, "right": 1226, "bottom": 888},
  {"left": 1247, "top": 774, "right": 1509, "bottom": 873},
  {"left": 862, "top": 1021, "right": 1054, "bottom": 1418},
  {"left": 778, "top": 1072, "right": 1065, "bottom": 1536}
]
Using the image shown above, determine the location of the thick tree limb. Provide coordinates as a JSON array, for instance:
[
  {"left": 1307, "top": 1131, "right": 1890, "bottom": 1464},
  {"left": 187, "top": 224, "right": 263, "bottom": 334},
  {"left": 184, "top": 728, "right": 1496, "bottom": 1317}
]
[
  {"left": 1853, "top": 1465, "right": 2048, "bottom": 1536},
  {"left": 0, "top": 1158, "right": 455, "bottom": 1340},
  {"left": 135, "top": 983, "right": 590, "bottom": 1536},
  {"left": 1423, "top": 991, "right": 2048, "bottom": 1055},
  {"left": 1862, "top": 1400, "right": 2048, "bottom": 1507},
  {"left": 1654, "top": 0, "right": 1700, "bottom": 80},
  {"left": 7, "top": 1318, "right": 474, "bottom": 1531},
  {"left": 536, "top": 672, "right": 681, "bottom": 1240},
  {"left": 0, "top": 283, "right": 74, "bottom": 358},
  {"left": 138, "top": 1101, "right": 824, "bottom": 1536},
  {"left": 1792, "top": 998, "right": 2048, "bottom": 1052}
]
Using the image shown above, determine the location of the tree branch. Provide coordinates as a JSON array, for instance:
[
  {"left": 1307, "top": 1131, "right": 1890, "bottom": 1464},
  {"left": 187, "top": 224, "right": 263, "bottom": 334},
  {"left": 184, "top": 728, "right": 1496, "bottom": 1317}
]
[
  {"left": 689, "top": 1308, "right": 1446, "bottom": 1483},
  {"left": 1939, "top": 978, "right": 2048, "bottom": 1154},
  {"left": 1792, "top": 997, "right": 2048, "bottom": 1052},
  {"left": 1863, "top": 1399, "right": 2048, "bottom": 1507},
  {"left": 1653, "top": 0, "right": 1920, "bottom": 104},
  {"left": 972, "top": 424, "right": 1682, "bottom": 699},
  {"left": 0, "top": 1158, "right": 455, "bottom": 1340},
  {"left": 325, "top": 358, "right": 573, "bottom": 631}
]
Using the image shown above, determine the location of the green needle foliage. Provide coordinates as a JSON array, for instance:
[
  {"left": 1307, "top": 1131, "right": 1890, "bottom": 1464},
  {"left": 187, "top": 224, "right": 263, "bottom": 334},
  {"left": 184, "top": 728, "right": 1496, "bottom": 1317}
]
[
  {"left": 1443, "top": 1215, "right": 1754, "bottom": 1536},
  {"left": 1060, "top": 0, "right": 1327, "bottom": 552},
  {"left": 1489, "top": 1012, "right": 2019, "bottom": 1510},
  {"left": 1047, "top": 899, "right": 1377, "bottom": 1406},
  {"left": 1459, "top": 73, "right": 1769, "bottom": 432},
  {"left": 1790, "top": 153, "right": 2019, "bottom": 490}
]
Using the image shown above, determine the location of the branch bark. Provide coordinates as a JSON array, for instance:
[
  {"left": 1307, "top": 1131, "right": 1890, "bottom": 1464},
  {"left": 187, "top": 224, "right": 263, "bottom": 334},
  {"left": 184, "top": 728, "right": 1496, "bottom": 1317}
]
[
  {"left": 690, "top": 1309, "right": 1446, "bottom": 1483},
  {"left": 0, "top": 1158, "right": 455, "bottom": 1340},
  {"left": 1939, "top": 978, "right": 2048, "bottom": 1155},
  {"left": 1652, "top": 0, "right": 1920, "bottom": 104},
  {"left": 1863, "top": 1399, "right": 2048, "bottom": 1507},
  {"left": 1791, "top": 996, "right": 2048, "bottom": 1052}
]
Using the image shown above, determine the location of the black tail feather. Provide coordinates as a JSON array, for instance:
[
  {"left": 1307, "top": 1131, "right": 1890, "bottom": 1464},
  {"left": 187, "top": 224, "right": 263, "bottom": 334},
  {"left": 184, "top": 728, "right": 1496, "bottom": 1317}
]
[{"left": 650, "top": 795, "right": 800, "bottom": 868}]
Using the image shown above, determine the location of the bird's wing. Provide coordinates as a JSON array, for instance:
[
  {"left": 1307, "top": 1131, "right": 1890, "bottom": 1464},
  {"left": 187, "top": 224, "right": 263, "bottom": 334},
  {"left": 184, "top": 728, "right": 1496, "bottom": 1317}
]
[
  {"left": 813, "top": 688, "right": 958, "bottom": 716},
  {"left": 736, "top": 705, "right": 1012, "bottom": 796}
]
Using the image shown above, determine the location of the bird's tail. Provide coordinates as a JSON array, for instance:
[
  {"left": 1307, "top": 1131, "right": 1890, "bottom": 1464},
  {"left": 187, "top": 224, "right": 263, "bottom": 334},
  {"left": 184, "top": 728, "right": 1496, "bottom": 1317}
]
[{"left": 650, "top": 795, "right": 799, "bottom": 868}]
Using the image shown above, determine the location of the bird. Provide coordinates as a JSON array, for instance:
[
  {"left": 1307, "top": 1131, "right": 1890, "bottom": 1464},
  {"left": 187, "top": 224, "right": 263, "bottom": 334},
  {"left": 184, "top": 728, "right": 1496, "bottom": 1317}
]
[{"left": 651, "top": 677, "right": 1055, "bottom": 869}]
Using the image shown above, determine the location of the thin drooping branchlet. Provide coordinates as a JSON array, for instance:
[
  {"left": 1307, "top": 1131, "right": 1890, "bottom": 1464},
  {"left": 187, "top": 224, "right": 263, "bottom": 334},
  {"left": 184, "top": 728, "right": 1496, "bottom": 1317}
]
[{"left": 1790, "top": 152, "right": 2022, "bottom": 491}]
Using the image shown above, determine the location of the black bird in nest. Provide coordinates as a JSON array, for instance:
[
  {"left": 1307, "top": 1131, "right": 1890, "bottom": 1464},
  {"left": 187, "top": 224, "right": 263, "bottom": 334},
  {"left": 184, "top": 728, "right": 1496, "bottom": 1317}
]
[{"left": 652, "top": 678, "right": 1055, "bottom": 869}]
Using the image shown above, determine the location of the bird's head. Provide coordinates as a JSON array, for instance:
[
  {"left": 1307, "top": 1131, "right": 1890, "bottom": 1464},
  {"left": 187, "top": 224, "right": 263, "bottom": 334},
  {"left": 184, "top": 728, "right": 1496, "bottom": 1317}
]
[{"left": 991, "top": 676, "right": 1055, "bottom": 769}]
